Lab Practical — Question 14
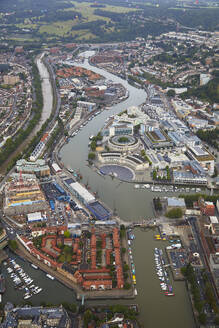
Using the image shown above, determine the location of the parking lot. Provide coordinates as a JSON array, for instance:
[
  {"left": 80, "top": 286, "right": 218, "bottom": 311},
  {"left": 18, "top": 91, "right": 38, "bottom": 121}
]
[
  {"left": 169, "top": 249, "right": 188, "bottom": 269},
  {"left": 166, "top": 248, "right": 188, "bottom": 280}
]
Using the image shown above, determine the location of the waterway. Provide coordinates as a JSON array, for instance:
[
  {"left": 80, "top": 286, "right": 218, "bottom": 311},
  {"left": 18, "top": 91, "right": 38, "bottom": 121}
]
[
  {"left": 36, "top": 53, "right": 53, "bottom": 124},
  {"left": 2, "top": 51, "right": 195, "bottom": 327},
  {"left": 59, "top": 51, "right": 195, "bottom": 327},
  {"left": 0, "top": 54, "right": 53, "bottom": 174}
]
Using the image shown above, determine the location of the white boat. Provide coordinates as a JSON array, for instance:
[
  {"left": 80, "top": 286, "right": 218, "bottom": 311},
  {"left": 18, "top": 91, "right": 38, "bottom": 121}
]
[
  {"left": 24, "top": 294, "right": 31, "bottom": 300},
  {"left": 31, "top": 264, "right": 38, "bottom": 270},
  {"left": 35, "top": 288, "right": 42, "bottom": 294},
  {"left": 46, "top": 274, "right": 55, "bottom": 280},
  {"left": 134, "top": 288, "right": 138, "bottom": 296},
  {"left": 144, "top": 184, "right": 150, "bottom": 189}
]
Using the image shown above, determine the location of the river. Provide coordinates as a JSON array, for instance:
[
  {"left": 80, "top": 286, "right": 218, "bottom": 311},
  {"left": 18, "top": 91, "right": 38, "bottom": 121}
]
[
  {"left": 0, "top": 54, "right": 53, "bottom": 174},
  {"left": 36, "top": 53, "right": 53, "bottom": 124},
  {"left": 2, "top": 51, "right": 195, "bottom": 327}
]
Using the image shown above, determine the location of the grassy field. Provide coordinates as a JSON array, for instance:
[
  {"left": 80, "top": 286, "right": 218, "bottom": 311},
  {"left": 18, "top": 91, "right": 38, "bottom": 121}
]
[
  {"left": 75, "top": 30, "right": 96, "bottom": 40},
  {"left": 65, "top": 2, "right": 110, "bottom": 22},
  {"left": 16, "top": 23, "right": 38, "bottom": 29},
  {"left": 39, "top": 19, "right": 80, "bottom": 36},
  {"left": 8, "top": 1, "right": 137, "bottom": 41},
  {"left": 37, "top": 1, "right": 137, "bottom": 38},
  {"left": 70, "top": 1, "right": 136, "bottom": 14}
]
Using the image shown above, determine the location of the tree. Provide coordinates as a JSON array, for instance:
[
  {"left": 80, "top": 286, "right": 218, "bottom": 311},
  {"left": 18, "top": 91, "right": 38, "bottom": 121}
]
[
  {"left": 90, "top": 140, "right": 96, "bottom": 151},
  {"left": 84, "top": 309, "right": 94, "bottom": 326},
  {"left": 64, "top": 230, "right": 71, "bottom": 238},
  {"left": 198, "top": 312, "right": 206, "bottom": 325},
  {"left": 62, "top": 302, "right": 77, "bottom": 313},
  {"left": 152, "top": 170, "right": 157, "bottom": 180},
  {"left": 96, "top": 132, "right": 103, "bottom": 141},
  {"left": 8, "top": 240, "right": 18, "bottom": 251},
  {"left": 166, "top": 208, "right": 183, "bottom": 219},
  {"left": 123, "top": 264, "right": 129, "bottom": 272},
  {"left": 118, "top": 136, "right": 129, "bottom": 143},
  {"left": 121, "top": 247, "right": 126, "bottom": 254},
  {"left": 124, "top": 282, "right": 131, "bottom": 289},
  {"left": 88, "top": 152, "right": 96, "bottom": 161},
  {"left": 167, "top": 89, "right": 175, "bottom": 97}
]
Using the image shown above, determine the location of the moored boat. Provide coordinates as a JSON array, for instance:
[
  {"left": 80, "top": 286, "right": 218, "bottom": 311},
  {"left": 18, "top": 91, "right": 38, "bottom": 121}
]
[
  {"left": 46, "top": 274, "right": 55, "bottom": 280},
  {"left": 31, "top": 264, "right": 38, "bottom": 270}
]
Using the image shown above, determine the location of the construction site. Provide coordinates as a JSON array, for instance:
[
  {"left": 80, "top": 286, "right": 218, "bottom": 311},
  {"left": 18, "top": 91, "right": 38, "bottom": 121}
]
[{"left": 3, "top": 173, "right": 48, "bottom": 216}]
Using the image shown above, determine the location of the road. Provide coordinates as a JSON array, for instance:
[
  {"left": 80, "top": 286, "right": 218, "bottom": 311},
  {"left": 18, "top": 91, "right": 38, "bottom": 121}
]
[{"left": 188, "top": 216, "right": 219, "bottom": 323}]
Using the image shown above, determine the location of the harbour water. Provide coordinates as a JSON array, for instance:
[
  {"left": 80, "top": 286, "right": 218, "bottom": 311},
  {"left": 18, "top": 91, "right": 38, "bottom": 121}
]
[
  {"left": 59, "top": 53, "right": 196, "bottom": 327},
  {"left": 2, "top": 252, "right": 76, "bottom": 305},
  {"left": 2, "top": 51, "right": 195, "bottom": 327}
]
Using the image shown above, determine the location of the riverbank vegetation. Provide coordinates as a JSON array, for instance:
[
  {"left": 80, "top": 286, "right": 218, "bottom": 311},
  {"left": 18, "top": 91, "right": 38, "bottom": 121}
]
[{"left": 88, "top": 152, "right": 96, "bottom": 161}]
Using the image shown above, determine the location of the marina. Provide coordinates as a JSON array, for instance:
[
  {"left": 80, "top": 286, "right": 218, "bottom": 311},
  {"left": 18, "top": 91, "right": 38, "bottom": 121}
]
[
  {"left": 127, "top": 231, "right": 138, "bottom": 295},
  {"left": 154, "top": 248, "right": 174, "bottom": 297},
  {"left": 4, "top": 258, "right": 43, "bottom": 300},
  {"left": 134, "top": 184, "right": 203, "bottom": 193}
]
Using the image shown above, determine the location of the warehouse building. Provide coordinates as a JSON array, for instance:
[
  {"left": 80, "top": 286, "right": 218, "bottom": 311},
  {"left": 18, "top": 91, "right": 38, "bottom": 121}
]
[
  {"left": 167, "top": 197, "right": 186, "bottom": 213},
  {"left": 69, "top": 182, "right": 95, "bottom": 205},
  {"left": 67, "top": 182, "right": 112, "bottom": 220}
]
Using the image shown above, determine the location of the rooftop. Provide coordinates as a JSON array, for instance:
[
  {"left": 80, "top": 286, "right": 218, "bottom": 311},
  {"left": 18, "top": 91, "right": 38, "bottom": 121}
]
[{"left": 167, "top": 197, "right": 186, "bottom": 208}]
